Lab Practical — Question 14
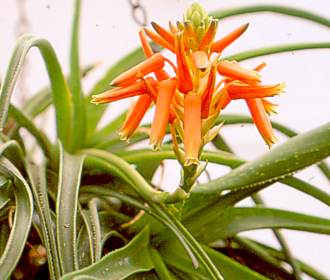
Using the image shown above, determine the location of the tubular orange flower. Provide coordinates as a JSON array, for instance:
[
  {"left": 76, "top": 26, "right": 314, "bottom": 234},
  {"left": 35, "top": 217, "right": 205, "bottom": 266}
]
[
  {"left": 118, "top": 95, "right": 152, "bottom": 140},
  {"left": 151, "top": 21, "right": 175, "bottom": 46},
  {"left": 138, "top": 29, "right": 169, "bottom": 81},
  {"left": 184, "top": 94, "right": 202, "bottom": 165},
  {"left": 199, "top": 19, "right": 218, "bottom": 51},
  {"left": 111, "top": 53, "right": 165, "bottom": 86},
  {"left": 201, "top": 64, "right": 217, "bottom": 118},
  {"left": 150, "top": 78, "right": 178, "bottom": 150},
  {"left": 227, "top": 82, "right": 285, "bottom": 99},
  {"left": 144, "top": 27, "right": 175, "bottom": 53},
  {"left": 218, "top": 60, "right": 260, "bottom": 83},
  {"left": 175, "top": 33, "right": 193, "bottom": 93},
  {"left": 245, "top": 98, "right": 278, "bottom": 148},
  {"left": 91, "top": 78, "right": 156, "bottom": 104},
  {"left": 211, "top": 23, "right": 249, "bottom": 53}
]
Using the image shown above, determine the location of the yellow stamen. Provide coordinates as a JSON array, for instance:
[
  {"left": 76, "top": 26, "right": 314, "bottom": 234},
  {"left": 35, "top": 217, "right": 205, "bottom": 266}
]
[{"left": 262, "top": 99, "right": 278, "bottom": 115}]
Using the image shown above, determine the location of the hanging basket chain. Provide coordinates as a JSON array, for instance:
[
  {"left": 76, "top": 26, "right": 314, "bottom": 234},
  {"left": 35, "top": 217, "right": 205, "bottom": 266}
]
[{"left": 128, "top": 0, "right": 148, "bottom": 26}]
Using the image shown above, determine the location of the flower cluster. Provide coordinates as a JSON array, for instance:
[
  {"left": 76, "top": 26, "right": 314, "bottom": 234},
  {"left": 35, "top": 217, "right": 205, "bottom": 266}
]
[{"left": 92, "top": 3, "right": 285, "bottom": 166}]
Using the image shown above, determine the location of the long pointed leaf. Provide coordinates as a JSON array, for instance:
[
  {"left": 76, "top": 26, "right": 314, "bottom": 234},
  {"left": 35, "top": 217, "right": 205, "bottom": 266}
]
[
  {"left": 0, "top": 157, "right": 33, "bottom": 278},
  {"left": 62, "top": 227, "right": 153, "bottom": 280},
  {"left": 0, "top": 34, "right": 74, "bottom": 150},
  {"left": 69, "top": 0, "right": 86, "bottom": 150},
  {"left": 211, "top": 5, "right": 330, "bottom": 27},
  {"left": 56, "top": 143, "right": 85, "bottom": 274}
]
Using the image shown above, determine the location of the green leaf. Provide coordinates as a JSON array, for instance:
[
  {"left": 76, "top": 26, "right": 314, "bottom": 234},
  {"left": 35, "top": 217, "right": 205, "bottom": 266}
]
[
  {"left": 249, "top": 239, "right": 330, "bottom": 280},
  {"left": 0, "top": 34, "right": 74, "bottom": 151},
  {"left": 189, "top": 207, "right": 330, "bottom": 243},
  {"left": 84, "top": 149, "right": 170, "bottom": 203},
  {"left": 85, "top": 47, "right": 146, "bottom": 140},
  {"left": 69, "top": 0, "right": 86, "bottom": 150},
  {"left": 56, "top": 143, "right": 85, "bottom": 274},
  {"left": 26, "top": 161, "right": 61, "bottom": 280},
  {"left": 223, "top": 42, "right": 330, "bottom": 64},
  {"left": 211, "top": 5, "right": 330, "bottom": 27},
  {"left": 9, "top": 105, "right": 53, "bottom": 159},
  {"left": 62, "top": 227, "right": 154, "bottom": 280},
  {"left": 184, "top": 122, "right": 330, "bottom": 216},
  {"left": 0, "top": 157, "right": 33, "bottom": 279},
  {"left": 150, "top": 247, "right": 175, "bottom": 280},
  {"left": 118, "top": 145, "right": 243, "bottom": 168},
  {"left": 160, "top": 239, "right": 268, "bottom": 280},
  {"left": 79, "top": 200, "right": 102, "bottom": 264},
  {"left": 216, "top": 114, "right": 330, "bottom": 181}
]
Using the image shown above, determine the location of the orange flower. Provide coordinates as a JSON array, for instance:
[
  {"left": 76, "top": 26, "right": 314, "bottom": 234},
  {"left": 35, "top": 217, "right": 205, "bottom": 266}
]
[
  {"left": 92, "top": 2, "right": 285, "bottom": 164},
  {"left": 184, "top": 94, "right": 201, "bottom": 165},
  {"left": 111, "top": 53, "right": 165, "bottom": 86},
  {"left": 118, "top": 95, "right": 152, "bottom": 140},
  {"left": 150, "top": 78, "right": 177, "bottom": 150}
]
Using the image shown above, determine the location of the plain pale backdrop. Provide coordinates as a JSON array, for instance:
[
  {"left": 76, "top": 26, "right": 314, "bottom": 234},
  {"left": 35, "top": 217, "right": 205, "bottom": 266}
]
[{"left": 1, "top": 0, "right": 330, "bottom": 279}]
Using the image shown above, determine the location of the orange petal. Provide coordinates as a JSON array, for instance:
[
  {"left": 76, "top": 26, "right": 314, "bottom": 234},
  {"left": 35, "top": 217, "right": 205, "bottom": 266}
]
[
  {"left": 175, "top": 33, "right": 193, "bottom": 94},
  {"left": 150, "top": 78, "right": 178, "bottom": 149},
  {"left": 211, "top": 23, "right": 249, "bottom": 53},
  {"left": 184, "top": 94, "right": 202, "bottom": 165},
  {"left": 201, "top": 65, "right": 217, "bottom": 118},
  {"left": 110, "top": 53, "right": 165, "bottom": 86},
  {"left": 199, "top": 20, "right": 218, "bottom": 51},
  {"left": 138, "top": 28, "right": 154, "bottom": 57},
  {"left": 138, "top": 29, "right": 170, "bottom": 81},
  {"left": 218, "top": 60, "right": 260, "bottom": 84},
  {"left": 144, "top": 27, "right": 175, "bottom": 53},
  {"left": 227, "top": 83, "right": 285, "bottom": 99},
  {"left": 151, "top": 21, "right": 175, "bottom": 46},
  {"left": 119, "top": 95, "right": 152, "bottom": 140},
  {"left": 91, "top": 78, "right": 155, "bottom": 104},
  {"left": 142, "top": 77, "right": 158, "bottom": 100},
  {"left": 245, "top": 98, "right": 277, "bottom": 148}
]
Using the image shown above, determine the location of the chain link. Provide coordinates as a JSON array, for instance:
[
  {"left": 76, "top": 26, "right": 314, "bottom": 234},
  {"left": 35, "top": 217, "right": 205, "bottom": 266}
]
[{"left": 128, "top": 0, "right": 148, "bottom": 26}]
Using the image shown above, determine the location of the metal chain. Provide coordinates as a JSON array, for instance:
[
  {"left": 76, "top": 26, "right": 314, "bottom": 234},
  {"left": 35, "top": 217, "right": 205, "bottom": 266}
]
[
  {"left": 15, "top": 0, "right": 30, "bottom": 102},
  {"left": 128, "top": 0, "right": 148, "bottom": 26}
]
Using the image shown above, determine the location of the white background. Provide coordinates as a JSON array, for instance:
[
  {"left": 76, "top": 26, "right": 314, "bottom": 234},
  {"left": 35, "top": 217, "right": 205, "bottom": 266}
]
[{"left": 1, "top": 0, "right": 330, "bottom": 279}]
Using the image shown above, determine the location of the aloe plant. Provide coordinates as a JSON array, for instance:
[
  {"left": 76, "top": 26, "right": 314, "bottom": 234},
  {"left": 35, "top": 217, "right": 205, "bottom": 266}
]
[{"left": 0, "top": 1, "right": 329, "bottom": 280}]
